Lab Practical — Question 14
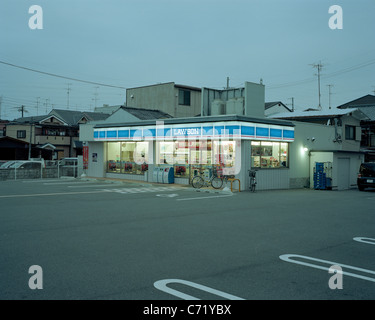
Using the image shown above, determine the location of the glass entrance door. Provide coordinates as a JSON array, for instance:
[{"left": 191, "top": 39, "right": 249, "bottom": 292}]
[{"left": 189, "top": 140, "right": 212, "bottom": 181}]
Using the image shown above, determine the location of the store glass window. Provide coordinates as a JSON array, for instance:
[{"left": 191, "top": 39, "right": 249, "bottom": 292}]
[
  {"left": 156, "top": 139, "right": 238, "bottom": 178},
  {"left": 251, "top": 141, "right": 288, "bottom": 168},
  {"left": 158, "top": 141, "right": 190, "bottom": 177},
  {"left": 106, "top": 142, "right": 149, "bottom": 175}
]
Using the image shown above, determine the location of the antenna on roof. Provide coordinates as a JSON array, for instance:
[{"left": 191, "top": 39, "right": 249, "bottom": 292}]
[
  {"left": 327, "top": 84, "right": 334, "bottom": 110},
  {"left": 66, "top": 83, "right": 72, "bottom": 110}
]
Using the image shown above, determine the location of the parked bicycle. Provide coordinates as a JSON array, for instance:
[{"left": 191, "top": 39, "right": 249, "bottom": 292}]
[
  {"left": 191, "top": 166, "right": 226, "bottom": 189},
  {"left": 249, "top": 169, "right": 257, "bottom": 192}
]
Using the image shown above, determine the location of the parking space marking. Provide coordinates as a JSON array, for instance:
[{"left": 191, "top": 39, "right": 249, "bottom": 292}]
[
  {"left": 156, "top": 194, "right": 179, "bottom": 198},
  {"left": 68, "top": 184, "right": 124, "bottom": 188},
  {"left": 154, "top": 279, "right": 245, "bottom": 300},
  {"left": 0, "top": 190, "right": 107, "bottom": 199},
  {"left": 43, "top": 181, "right": 96, "bottom": 185},
  {"left": 22, "top": 179, "right": 66, "bottom": 183},
  {"left": 176, "top": 194, "right": 233, "bottom": 201},
  {"left": 101, "top": 187, "right": 186, "bottom": 194},
  {"left": 280, "top": 254, "right": 375, "bottom": 283},
  {"left": 353, "top": 237, "right": 375, "bottom": 246}
]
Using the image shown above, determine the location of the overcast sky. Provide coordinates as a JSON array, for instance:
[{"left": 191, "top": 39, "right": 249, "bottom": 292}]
[{"left": 1, "top": 0, "right": 374, "bottom": 120}]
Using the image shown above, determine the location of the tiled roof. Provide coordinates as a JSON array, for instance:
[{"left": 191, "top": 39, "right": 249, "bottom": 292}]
[
  {"left": 268, "top": 108, "right": 369, "bottom": 121},
  {"left": 337, "top": 95, "right": 375, "bottom": 109},
  {"left": 121, "top": 106, "right": 173, "bottom": 120},
  {"left": 358, "top": 107, "right": 375, "bottom": 121}
]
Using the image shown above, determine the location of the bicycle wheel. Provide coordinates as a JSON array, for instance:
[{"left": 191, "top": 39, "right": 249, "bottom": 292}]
[
  {"left": 250, "top": 179, "right": 256, "bottom": 192},
  {"left": 211, "top": 177, "right": 223, "bottom": 189},
  {"left": 192, "top": 176, "right": 204, "bottom": 189}
]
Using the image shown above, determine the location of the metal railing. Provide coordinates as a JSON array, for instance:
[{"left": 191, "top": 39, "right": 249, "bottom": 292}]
[{"left": 0, "top": 162, "right": 81, "bottom": 181}]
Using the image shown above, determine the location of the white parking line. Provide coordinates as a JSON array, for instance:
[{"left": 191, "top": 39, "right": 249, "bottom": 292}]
[
  {"left": 353, "top": 237, "right": 375, "bottom": 245},
  {"left": 22, "top": 179, "right": 67, "bottom": 183},
  {"left": 0, "top": 190, "right": 107, "bottom": 198},
  {"left": 154, "top": 279, "right": 245, "bottom": 300},
  {"left": 101, "top": 187, "right": 186, "bottom": 194},
  {"left": 280, "top": 254, "right": 375, "bottom": 283},
  {"left": 176, "top": 194, "right": 233, "bottom": 201},
  {"left": 68, "top": 184, "right": 122, "bottom": 188},
  {"left": 43, "top": 181, "right": 96, "bottom": 185}
]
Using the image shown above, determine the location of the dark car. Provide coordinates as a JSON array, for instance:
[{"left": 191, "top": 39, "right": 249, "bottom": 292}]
[{"left": 357, "top": 162, "right": 375, "bottom": 191}]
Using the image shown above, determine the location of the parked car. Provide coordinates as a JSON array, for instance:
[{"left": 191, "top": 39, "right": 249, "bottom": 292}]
[
  {"left": 0, "top": 161, "right": 17, "bottom": 169},
  {"left": 29, "top": 158, "right": 46, "bottom": 168},
  {"left": 357, "top": 162, "right": 375, "bottom": 191},
  {"left": 7, "top": 161, "right": 44, "bottom": 170}
]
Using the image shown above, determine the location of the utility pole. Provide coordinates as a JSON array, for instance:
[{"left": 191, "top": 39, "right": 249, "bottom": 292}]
[
  {"left": 226, "top": 77, "right": 230, "bottom": 89},
  {"left": 20, "top": 105, "right": 26, "bottom": 118},
  {"left": 66, "top": 83, "right": 72, "bottom": 109},
  {"left": 36, "top": 97, "right": 40, "bottom": 115},
  {"left": 287, "top": 97, "right": 295, "bottom": 112},
  {"left": 327, "top": 84, "right": 334, "bottom": 110},
  {"left": 44, "top": 98, "right": 49, "bottom": 113},
  {"left": 93, "top": 86, "right": 99, "bottom": 110},
  {"left": 311, "top": 61, "right": 324, "bottom": 110},
  {"left": 28, "top": 116, "right": 33, "bottom": 160}
]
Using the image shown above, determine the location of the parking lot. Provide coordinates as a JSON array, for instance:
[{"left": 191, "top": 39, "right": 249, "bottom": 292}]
[{"left": 0, "top": 177, "right": 374, "bottom": 300}]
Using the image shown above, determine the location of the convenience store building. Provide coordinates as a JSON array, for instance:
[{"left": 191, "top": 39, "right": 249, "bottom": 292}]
[{"left": 80, "top": 114, "right": 295, "bottom": 190}]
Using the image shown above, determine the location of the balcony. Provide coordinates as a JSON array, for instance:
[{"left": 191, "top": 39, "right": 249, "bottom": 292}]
[{"left": 35, "top": 135, "right": 71, "bottom": 146}]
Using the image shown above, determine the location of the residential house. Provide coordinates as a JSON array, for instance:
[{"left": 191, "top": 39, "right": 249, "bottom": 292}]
[
  {"left": 5, "top": 109, "right": 111, "bottom": 160},
  {"left": 337, "top": 94, "right": 375, "bottom": 160},
  {"left": 268, "top": 108, "right": 369, "bottom": 190}
]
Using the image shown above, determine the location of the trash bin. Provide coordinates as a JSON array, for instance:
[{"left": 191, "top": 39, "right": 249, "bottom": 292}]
[
  {"left": 157, "top": 167, "right": 165, "bottom": 183},
  {"left": 163, "top": 167, "right": 174, "bottom": 184},
  {"left": 153, "top": 167, "right": 159, "bottom": 183}
]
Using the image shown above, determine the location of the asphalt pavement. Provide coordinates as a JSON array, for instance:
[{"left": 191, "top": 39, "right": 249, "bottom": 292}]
[{"left": 0, "top": 177, "right": 374, "bottom": 300}]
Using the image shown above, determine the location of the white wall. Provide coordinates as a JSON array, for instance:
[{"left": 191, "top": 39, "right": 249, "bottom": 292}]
[
  {"left": 86, "top": 142, "right": 105, "bottom": 178},
  {"left": 289, "top": 121, "right": 338, "bottom": 188},
  {"left": 333, "top": 152, "right": 364, "bottom": 190},
  {"left": 244, "top": 82, "right": 265, "bottom": 118},
  {"left": 340, "top": 114, "right": 362, "bottom": 152}
]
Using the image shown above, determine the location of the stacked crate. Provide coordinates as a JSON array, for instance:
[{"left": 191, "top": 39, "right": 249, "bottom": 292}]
[{"left": 314, "top": 162, "right": 326, "bottom": 190}]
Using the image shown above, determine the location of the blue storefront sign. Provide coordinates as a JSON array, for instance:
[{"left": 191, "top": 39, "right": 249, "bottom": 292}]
[{"left": 93, "top": 121, "right": 294, "bottom": 142}]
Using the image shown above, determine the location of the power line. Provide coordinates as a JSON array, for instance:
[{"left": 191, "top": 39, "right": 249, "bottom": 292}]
[
  {"left": 268, "top": 58, "right": 375, "bottom": 90},
  {"left": 0, "top": 60, "right": 128, "bottom": 90}
]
